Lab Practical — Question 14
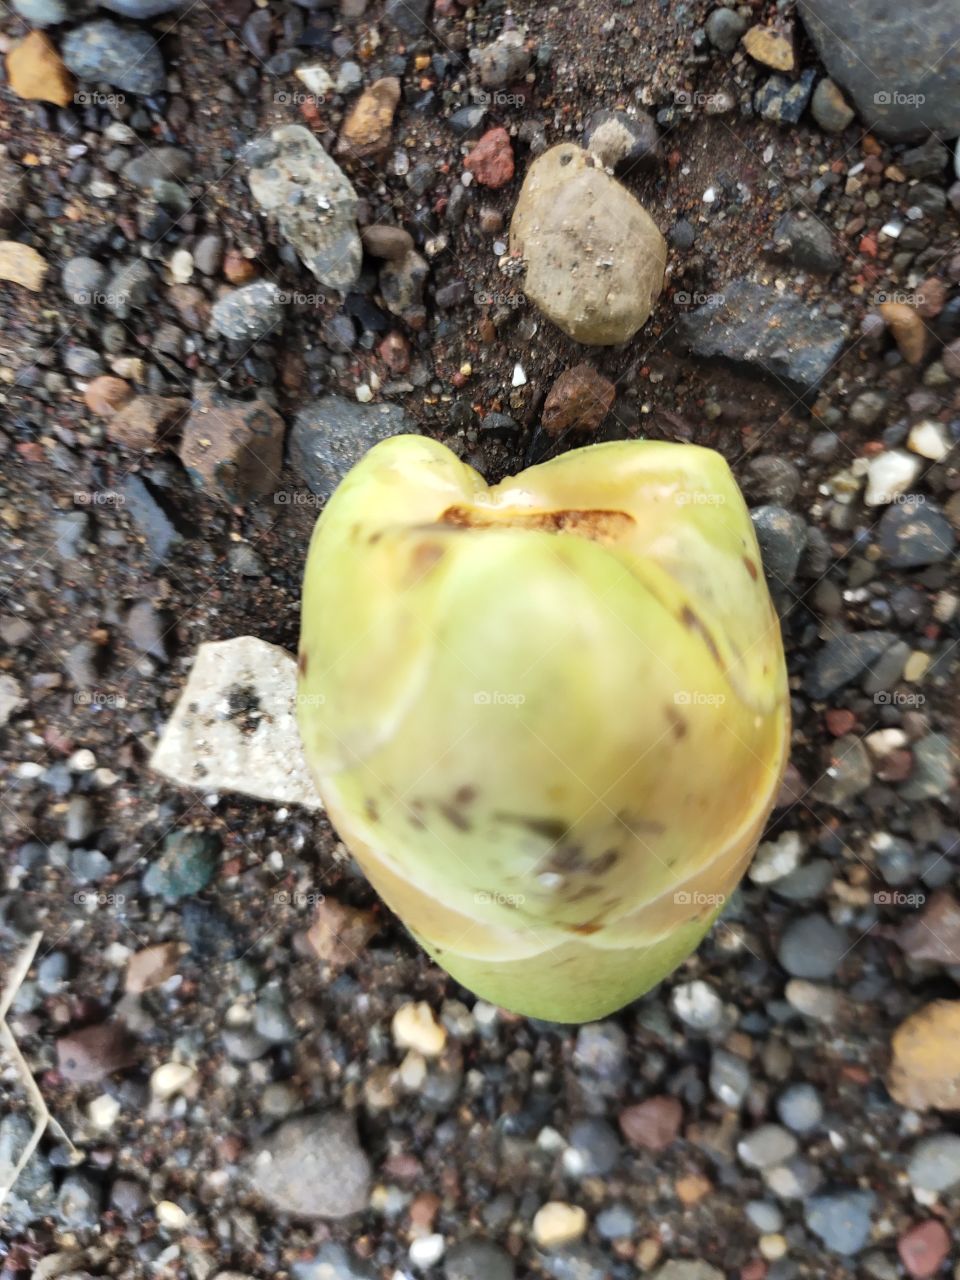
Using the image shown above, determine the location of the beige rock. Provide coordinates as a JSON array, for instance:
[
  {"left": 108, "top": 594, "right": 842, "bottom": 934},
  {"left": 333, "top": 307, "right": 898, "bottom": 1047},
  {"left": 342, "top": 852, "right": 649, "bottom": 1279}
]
[
  {"left": 510, "top": 144, "right": 666, "bottom": 345},
  {"left": 888, "top": 1000, "right": 960, "bottom": 1111},
  {"left": 532, "top": 1202, "right": 587, "bottom": 1249},
  {"left": 6, "top": 31, "right": 73, "bottom": 108},
  {"left": 879, "top": 300, "right": 928, "bottom": 366},
  {"left": 742, "top": 24, "right": 795, "bottom": 72},
  {"left": 0, "top": 241, "right": 49, "bottom": 292},
  {"left": 337, "top": 77, "right": 401, "bottom": 160},
  {"left": 391, "top": 1001, "right": 446, "bottom": 1057}
]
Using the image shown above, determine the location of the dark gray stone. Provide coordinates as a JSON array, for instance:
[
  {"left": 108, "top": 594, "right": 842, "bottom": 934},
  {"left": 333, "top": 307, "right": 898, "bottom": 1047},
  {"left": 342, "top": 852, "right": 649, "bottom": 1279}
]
[
  {"left": 751, "top": 506, "right": 808, "bottom": 584},
  {"left": 289, "top": 396, "right": 413, "bottom": 500},
  {"left": 678, "top": 278, "right": 847, "bottom": 395},
  {"left": 777, "top": 914, "right": 849, "bottom": 979},
  {"left": 878, "top": 499, "right": 956, "bottom": 567},
  {"left": 583, "top": 109, "right": 659, "bottom": 170},
  {"left": 383, "top": 0, "right": 431, "bottom": 37},
  {"left": 773, "top": 213, "right": 842, "bottom": 274},
  {"left": 705, "top": 7, "right": 747, "bottom": 53},
  {"left": 0, "top": 1113, "right": 55, "bottom": 1230},
  {"left": 755, "top": 69, "right": 815, "bottom": 124},
  {"left": 212, "top": 282, "right": 284, "bottom": 342},
  {"left": 62, "top": 20, "right": 166, "bottom": 96},
  {"left": 100, "top": 0, "right": 186, "bottom": 13},
  {"left": 803, "top": 631, "right": 898, "bottom": 699},
  {"left": 122, "top": 148, "right": 192, "bottom": 188},
  {"left": 444, "top": 1239, "right": 515, "bottom": 1280},
  {"left": 799, "top": 0, "right": 960, "bottom": 140}
]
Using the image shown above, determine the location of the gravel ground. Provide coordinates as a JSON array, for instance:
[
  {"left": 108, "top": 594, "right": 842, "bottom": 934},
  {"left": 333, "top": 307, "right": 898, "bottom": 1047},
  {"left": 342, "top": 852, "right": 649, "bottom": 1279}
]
[{"left": 0, "top": 1, "right": 959, "bottom": 1279}]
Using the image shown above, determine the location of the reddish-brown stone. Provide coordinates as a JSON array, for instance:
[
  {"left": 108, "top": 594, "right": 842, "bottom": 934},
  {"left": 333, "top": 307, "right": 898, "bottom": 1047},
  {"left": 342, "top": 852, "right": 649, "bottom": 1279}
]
[
  {"left": 84, "top": 375, "right": 134, "bottom": 418},
  {"left": 542, "top": 363, "right": 616, "bottom": 435},
  {"left": 464, "top": 127, "right": 515, "bottom": 189},
  {"left": 897, "top": 1219, "right": 950, "bottom": 1279},
  {"left": 619, "top": 1095, "right": 683, "bottom": 1151}
]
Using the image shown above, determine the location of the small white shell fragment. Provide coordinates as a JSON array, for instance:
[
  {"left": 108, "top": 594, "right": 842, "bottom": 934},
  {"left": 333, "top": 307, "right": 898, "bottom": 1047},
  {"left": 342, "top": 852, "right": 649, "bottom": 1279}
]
[{"left": 512, "top": 362, "right": 527, "bottom": 387}]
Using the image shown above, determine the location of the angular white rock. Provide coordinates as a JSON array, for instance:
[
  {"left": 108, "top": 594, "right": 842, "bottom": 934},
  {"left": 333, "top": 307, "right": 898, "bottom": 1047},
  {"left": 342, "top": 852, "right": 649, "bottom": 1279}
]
[
  {"left": 150, "top": 637, "right": 322, "bottom": 810},
  {"left": 864, "top": 449, "right": 921, "bottom": 506},
  {"left": 907, "top": 419, "right": 950, "bottom": 461}
]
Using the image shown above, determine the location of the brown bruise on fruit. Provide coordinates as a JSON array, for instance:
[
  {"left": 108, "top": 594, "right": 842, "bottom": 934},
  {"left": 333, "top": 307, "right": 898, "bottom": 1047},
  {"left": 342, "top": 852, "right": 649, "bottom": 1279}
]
[
  {"left": 666, "top": 705, "right": 688, "bottom": 740},
  {"left": 297, "top": 651, "right": 308, "bottom": 676},
  {"left": 679, "top": 603, "right": 723, "bottom": 670},
  {"left": 438, "top": 504, "right": 635, "bottom": 544},
  {"left": 743, "top": 555, "right": 759, "bottom": 581},
  {"left": 408, "top": 541, "right": 445, "bottom": 581}
]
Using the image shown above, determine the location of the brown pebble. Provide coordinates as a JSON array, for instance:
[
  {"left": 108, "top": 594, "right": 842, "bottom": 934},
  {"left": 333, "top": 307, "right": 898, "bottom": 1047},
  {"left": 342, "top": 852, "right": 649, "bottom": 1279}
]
[
  {"left": 337, "top": 77, "right": 401, "bottom": 160},
  {"left": 897, "top": 1219, "right": 950, "bottom": 1279},
  {"left": 0, "top": 241, "right": 48, "bottom": 292},
  {"left": 107, "top": 395, "right": 189, "bottom": 451},
  {"left": 6, "top": 31, "right": 73, "bottom": 108},
  {"left": 57, "top": 1022, "right": 137, "bottom": 1084},
  {"left": 879, "top": 301, "right": 928, "bottom": 366},
  {"left": 361, "top": 224, "right": 414, "bottom": 261},
  {"left": 916, "top": 278, "right": 947, "bottom": 319},
  {"left": 542, "top": 362, "right": 616, "bottom": 435},
  {"left": 222, "top": 250, "right": 257, "bottom": 284},
  {"left": 824, "top": 708, "right": 856, "bottom": 737},
  {"left": 306, "top": 896, "right": 380, "bottom": 969},
  {"left": 125, "top": 942, "right": 182, "bottom": 994},
  {"left": 619, "top": 1095, "right": 683, "bottom": 1151},
  {"left": 84, "top": 376, "right": 133, "bottom": 417},
  {"left": 378, "top": 330, "right": 410, "bottom": 374}
]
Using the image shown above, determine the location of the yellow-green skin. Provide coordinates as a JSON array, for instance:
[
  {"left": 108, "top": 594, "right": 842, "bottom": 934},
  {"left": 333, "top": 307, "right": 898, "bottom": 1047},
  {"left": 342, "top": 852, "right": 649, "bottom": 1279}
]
[{"left": 296, "top": 435, "right": 789, "bottom": 1023}]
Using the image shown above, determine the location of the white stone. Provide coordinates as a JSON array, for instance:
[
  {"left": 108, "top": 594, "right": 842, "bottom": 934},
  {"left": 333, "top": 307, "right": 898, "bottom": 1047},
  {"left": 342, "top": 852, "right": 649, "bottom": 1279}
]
[
  {"left": 87, "top": 1094, "right": 121, "bottom": 1130},
  {"left": 670, "top": 979, "right": 722, "bottom": 1030},
  {"left": 409, "top": 1235, "right": 445, "bottom": 1269},
  {"left": 533, "top": 1202, "right": 587, "bottom": 1249},
  {"left": 151, "top": 1062, "right": 196, "bottom": 1100},
  {"left": 907, "top": 419, "right": 950, "bottom": 461},
  {"left": 0, "top": 674, "right": 25, "bottom": 727},
  {"left": 749, "top": 830, "right": 804, "bottom": 885},
  {"left": 150, "top": 637, "right": 322, "bottom": 810},
  {"left": 864, "top": 449, "right": 921, "bottom": 506},
  {"left": 156, "top": 1200, "right": 189, "bottom": 1230},
  {"left": 296, "top": 65, "right": 334, "bottom": 98},
  {"left": 392, "top": 1001, "right": 446, "bottom": 1057}
]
